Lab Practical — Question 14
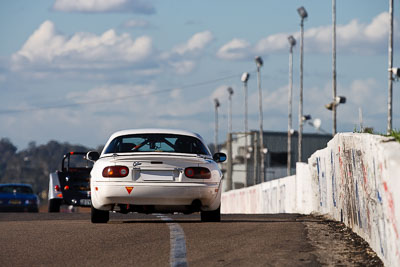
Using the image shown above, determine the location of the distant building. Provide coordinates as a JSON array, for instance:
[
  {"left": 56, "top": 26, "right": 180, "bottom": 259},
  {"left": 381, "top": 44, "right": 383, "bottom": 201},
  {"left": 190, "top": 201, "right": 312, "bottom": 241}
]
[{"left": 220, "top": 130, "right": 332, "bottom": 192}]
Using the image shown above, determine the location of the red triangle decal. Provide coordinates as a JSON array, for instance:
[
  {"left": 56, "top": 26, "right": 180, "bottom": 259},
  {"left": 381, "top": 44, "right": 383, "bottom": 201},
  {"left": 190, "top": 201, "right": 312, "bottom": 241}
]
[{"left": 126, "top": 186, "right": 133, "bottom": 194}]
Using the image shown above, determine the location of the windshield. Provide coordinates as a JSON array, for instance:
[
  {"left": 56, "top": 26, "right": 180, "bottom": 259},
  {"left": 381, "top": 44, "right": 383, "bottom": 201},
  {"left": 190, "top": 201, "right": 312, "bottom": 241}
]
[
  {"left": 0, "top": 185, "right": 34, "bottom": 194},
  {"left": 104, "top": 134, "right": 210, "bottom": 156},
  {"left": 68, "top": 154, "right": 93, "bottom": 168}
]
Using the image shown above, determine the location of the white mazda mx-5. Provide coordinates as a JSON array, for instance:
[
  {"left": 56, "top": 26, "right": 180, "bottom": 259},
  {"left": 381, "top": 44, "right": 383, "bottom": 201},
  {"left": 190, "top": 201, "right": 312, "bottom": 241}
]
[{"left": 87, "top": 129, "right": 226, "bottom": 223}]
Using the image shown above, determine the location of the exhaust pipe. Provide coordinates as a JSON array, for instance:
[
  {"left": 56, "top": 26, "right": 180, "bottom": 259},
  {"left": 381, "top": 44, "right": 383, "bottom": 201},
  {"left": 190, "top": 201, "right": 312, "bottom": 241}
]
[{"left": 190, "top": 199, "right": 202, "bottom": 212}]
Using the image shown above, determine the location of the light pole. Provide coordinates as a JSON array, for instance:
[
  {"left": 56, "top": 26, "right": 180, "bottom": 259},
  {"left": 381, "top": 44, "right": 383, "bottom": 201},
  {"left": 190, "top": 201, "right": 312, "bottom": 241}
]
[
  {"left": 241, "top": 73, "right": 250, "bottom": 141},
  {"left": 241, "top": 72, "right": 250, "bottom": 185},
  {"left": 287, "top": 35, "right": 296, "bottom": 176},
  {"left": 332, "top": 0, "right": 337, "bottom": 136},
  {"left": 226, "top": 88, "right": 234, "bottom": 191},
  {"left": 214, "top": 98, "right": 220, "bottom": 153},
  {"left": 227, "top": 87, "right": 234, "bottom": 134},
  {"left": 255, "top": 56, "right": 265, "bottom": 183},
  {"left": 387, "top": 0, "right": 394, "bottom": 134},
  {"left": 297, "top": 6, "right": 307, "bottom": 163}
]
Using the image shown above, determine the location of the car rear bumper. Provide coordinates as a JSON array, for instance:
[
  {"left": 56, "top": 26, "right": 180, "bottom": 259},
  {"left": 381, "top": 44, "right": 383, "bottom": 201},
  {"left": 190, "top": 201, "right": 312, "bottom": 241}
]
[
  {"left": 91, "top": 181, "right": 221, "bottom": 211},
  {"left": 0, "top": 204, "right": 38, "bottom": 212}
]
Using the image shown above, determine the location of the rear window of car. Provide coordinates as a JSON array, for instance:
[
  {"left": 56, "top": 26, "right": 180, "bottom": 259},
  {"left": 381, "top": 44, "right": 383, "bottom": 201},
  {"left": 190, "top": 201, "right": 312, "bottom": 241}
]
[
  {"left": 68, "top": 154, "right": 94, "bottom": 168},
  {"left": 0, "top": 186, "right": 34, "bottom": 194},
  {"left": 104, "top": 134, "right": 210, "bottom": 156}
]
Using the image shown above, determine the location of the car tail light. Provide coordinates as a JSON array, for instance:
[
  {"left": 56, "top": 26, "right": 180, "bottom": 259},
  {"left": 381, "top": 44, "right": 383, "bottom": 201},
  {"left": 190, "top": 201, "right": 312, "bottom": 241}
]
[
  {"left": 64, "top": 185, "right": 70, "bottom": 190},
  {"left": 102, "top": 166, "right": 129, "bottom": 177},
  {"left": 184, "top": 167, "right": 211, "bottom": 179},
  {"left": 54, "top": 185, "right": 61, "bottom": 192}
]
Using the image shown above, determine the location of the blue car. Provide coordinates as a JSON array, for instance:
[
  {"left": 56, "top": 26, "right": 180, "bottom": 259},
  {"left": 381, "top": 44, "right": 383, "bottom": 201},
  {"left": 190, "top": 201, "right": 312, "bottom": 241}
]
[{"left": 0, "top": 184, "right": 39, "bottom": 212}]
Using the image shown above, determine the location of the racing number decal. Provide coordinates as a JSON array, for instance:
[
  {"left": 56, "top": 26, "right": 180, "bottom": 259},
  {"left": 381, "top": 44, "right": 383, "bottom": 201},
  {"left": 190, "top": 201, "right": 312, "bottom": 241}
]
[{"left": 125, "top": 186, "right": 134, "bottom": 194}]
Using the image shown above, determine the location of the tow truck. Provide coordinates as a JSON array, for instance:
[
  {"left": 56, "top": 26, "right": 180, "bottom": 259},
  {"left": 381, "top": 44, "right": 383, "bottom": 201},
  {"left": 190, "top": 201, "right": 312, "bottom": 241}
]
[{"left": 48, "top": 152, "right": 93, "bottom": 212}]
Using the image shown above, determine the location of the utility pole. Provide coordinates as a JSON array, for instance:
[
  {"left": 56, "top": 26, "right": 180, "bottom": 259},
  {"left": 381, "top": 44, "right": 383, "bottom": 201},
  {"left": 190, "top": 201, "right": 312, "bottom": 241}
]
[
  {"left": 255, "top": 56, "right": 265, "bottom": 182},
  {"left": 241, "top": 72, "right": 250, "bottom": 185},
  {"left": 387, "top": 0, "right": 394, "bottom": 134},
  {"left": 214, "top": 99, "right": 220, "bottom": 153},
  {"left": 332, "top": 0, "right": 337, "bottom": 136},
  {"left": 226, "top": 87, "right": 234, "bottom": 191},
  {"left": 228, "top": 87, "right": 234, "bottom": 134},
  {"left": 287, "top": 36, "right": 296, "bottom": 176},
  {"left": 253, "top": 132, "right": 258, "bottom": 185},
  {"left": 226, "top": 132, "right": 233, "bottom": 191},
  {"left": 297, "top": 6, "right": 308, "bottom": 163}
]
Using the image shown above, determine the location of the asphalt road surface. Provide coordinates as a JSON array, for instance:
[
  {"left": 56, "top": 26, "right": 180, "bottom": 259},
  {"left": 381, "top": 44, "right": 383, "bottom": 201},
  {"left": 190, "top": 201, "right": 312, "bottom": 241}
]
[{"left": 0, "top": 211, "right": 382, "bottom": 266}]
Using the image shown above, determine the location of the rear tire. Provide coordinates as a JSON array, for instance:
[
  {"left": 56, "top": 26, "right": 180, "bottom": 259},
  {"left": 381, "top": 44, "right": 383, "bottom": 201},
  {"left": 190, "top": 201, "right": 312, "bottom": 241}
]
[
  {"left": 91, "top": 205, "right": 109, "bottom": 223},
  {"left": 201, "top": 206, "right": 221, "bottom": 222},
  {"left": 48, "top": 199, "right": 61, "bottom": 213}
]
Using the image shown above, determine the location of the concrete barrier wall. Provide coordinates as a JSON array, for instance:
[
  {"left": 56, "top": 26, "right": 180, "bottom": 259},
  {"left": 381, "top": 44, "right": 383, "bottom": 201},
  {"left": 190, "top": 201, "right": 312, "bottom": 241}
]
[
  {"left": 221, "top": 133, "right": 400, "bottom": 266},
  {"left": 221, "top": 175, "right": 296, "bottom": 214},
  {"left": 309, "top": 133, "right": 400, "bottom": 266}
]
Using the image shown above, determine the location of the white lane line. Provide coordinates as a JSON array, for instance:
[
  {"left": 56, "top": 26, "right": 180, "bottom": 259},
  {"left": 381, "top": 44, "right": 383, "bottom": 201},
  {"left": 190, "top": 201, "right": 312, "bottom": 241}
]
[{"left": 157, "top": 215, "right": 188, "bottom": 267}]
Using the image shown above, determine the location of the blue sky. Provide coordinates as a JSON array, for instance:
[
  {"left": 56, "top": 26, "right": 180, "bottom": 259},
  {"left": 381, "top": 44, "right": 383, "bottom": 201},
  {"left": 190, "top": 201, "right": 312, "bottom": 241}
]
[{"left": 0, "top": 0, "right": 399, "bottom": 150}]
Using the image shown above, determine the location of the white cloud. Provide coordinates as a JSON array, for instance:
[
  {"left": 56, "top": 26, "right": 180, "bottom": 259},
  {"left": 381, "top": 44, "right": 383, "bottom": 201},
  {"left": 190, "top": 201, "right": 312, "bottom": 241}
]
[
  {"left": 210, "top": 85, "right": 230, "bottom": 104},
  {"left": 162, "top": 31, "right": 214, "bottom": 75},
  {"left": 53, "top": 0, "right": 155, "bottom": 14},
  {"left": 364, "top": 12, "right": 389, "bottom": 41},
  {"left": 300, "top": 78, "right": 386, "bottom": 130},
  {"left": 173, "top": 31, "right": 214, "bottom": 55},
  {"left": 216, "top": 38, "right": 250, "bottom": 60},
  {"left": 10, "top": 22, "right": 215, "bottom": 77},
  {"left": 66, "top": 83, "right": 214, "bottom": 127},
  {"left": 122, "top": 19, "right": 152, "bottom": 29},
  {"left": 303, "top": 12, "right": 397, "bottom": 54},
  {"left": 263, "top": 85, "right": 290, "bottom": 110},
  {"left": 11, "top": 20, "right": 153, "bottom": 71},
  {"left": 169, "top": 60, "right": 196, "bottom": 75},
  {"left": 254, "top": 33, "right": 291, "bottom": 54},
  {"left": 218, "top": 12, "right": 399, "bottom": 60},
  {"left": 67, "top": 83, "right": 156, "bottom": 104},
  {"left": 169, "top": 88, "right": 182, "bottom": 99},
  {"left": 347, "top": 78, "right": 386, "bottom": 113}
]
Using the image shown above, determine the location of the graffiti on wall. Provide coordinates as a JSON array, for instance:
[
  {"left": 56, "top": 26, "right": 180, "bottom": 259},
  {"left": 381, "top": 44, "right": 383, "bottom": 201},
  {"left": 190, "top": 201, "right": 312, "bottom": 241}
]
[{"left": 309, "top": 135, "right": 400, "bottom": 265}]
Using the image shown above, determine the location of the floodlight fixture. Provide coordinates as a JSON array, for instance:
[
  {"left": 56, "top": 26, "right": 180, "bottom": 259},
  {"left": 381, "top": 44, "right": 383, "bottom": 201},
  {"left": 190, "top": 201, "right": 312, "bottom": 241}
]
[
  {"left": 325, "top": 103, "right": 334, "bottom": 111},
  {"left": 302, "top": 115, "right": 312, "bottom": 121},
  {"left": 390, "top": 67, "right": 400, "bottom": 78},
  {"left": 227, "top": 87, "right": 234, "bottom": 96},
  {"left": 297, "top": 6, "right": 308, "bottom": 19},
  {"left": 306, "top": 118, "right": 328, "bottom": 134},
  {"left": 288, "top": 35, "right": 296, "bottom": 47},
  {"left": 214, "top": 98, "right": 220, "bottom": 108},
  {"left": 312, "top": 118, "right": 322, "bottom": 129},
  {"left": 335, "top": 96, "right": 346, "bottom": 104},
  {"left": 241, "top": 72, "right": 250, "bottom": 83},
  {"left": 255, "top": 56, "right": 263, "bottom": 68},
  {"left": 326, "top": 95, "right": 346, "bottom": 111}
]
